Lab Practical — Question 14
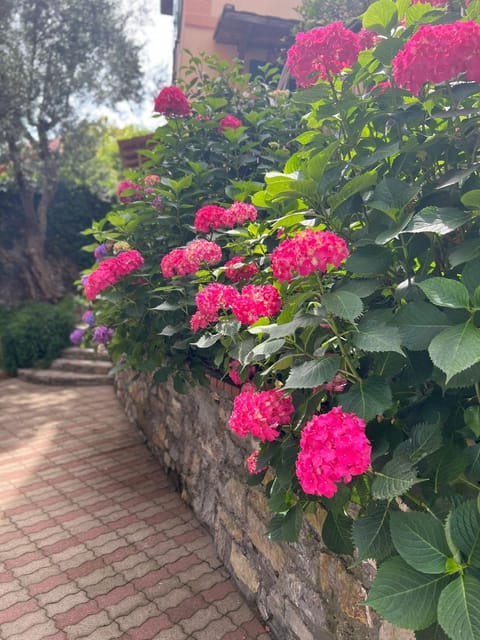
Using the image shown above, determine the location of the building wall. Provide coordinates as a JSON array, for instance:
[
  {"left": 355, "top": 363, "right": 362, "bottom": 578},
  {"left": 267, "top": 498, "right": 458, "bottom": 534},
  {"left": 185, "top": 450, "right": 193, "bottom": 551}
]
[{"left": 175, "top": 0, "right": 299, "bottom": 79}]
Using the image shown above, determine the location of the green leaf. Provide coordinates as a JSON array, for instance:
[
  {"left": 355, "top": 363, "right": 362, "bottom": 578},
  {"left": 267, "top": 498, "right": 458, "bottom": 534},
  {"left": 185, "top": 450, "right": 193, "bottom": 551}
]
[
  {"left": 353, "top": 319, "right": 404, "bottom": 355},
  {"left": 352, "top": 502, "right": 394, "bottom": 562},
  {"left": 464, "top": 406, "right": 480, "bottom": 438},
  {"left": 449, "top": 239, "right": 480, "bottom": 268},
  {"left": 429, "top": 323, "right": 480, "bottom": 382},
  {"left": 394, "top": 301, "right": 453, "bottom": 351},
  {"left": 335, "top": 279, "right": 380, "bottom": 298},
  {"left": 461, "top": 190, "right": 480, "bottom": 210},
  {"left": 390, "top": 512, "right": 451, "bottom": 574},
  {"left": 191, "top": 334, "right": 221, "bottom": 348},
  {"left": 415, "top": 623, "right": 449, "bottom": 640},
  {"left": 245, "top": 338, "right": 285, "bottom": 364},
  {"left": 304, "top": 143, "right": 338, "bottom": 181},
  {"left": 433, "top": 446, "right": 468, "bottom": 489},
  {"left": 437, "top": 575, "right": 480, "bottom": 640},
  {"left": 345, "top": 245, "right": 392, "bottom": 274},
  {"left": 247, "top": 313, "right": 320, "bottom": 339},
  {"left": 322, "top": 291, "right": 363, "bottom": 323},
  {"left": 370, "top": 177, "right": 420, "bottom": 218},
  {"left": 365, "top": 556, "right": 451, "bottom": 630},
  {"left": 321, "top": 510, "right": 354, "bottom": 555},
  {"left": 328, "top": 171, "right": 377, "bottom": 212},
  {"left": 283, "top": 355, "right": 341, "bottom": 390},
  {"left": 449, "top": 500, "right": 480, "bottom": 567},
  {"left": 410, "top": 421, "right": 444, "bottom": 463},
  {"left": 372, "top": 454, "right": 421, "bottom": 500},
  {"left": 341, "top": 377, "right": 393, "bottom": 423},
  {"left": 402, "top": 206, "right": 472, "bottom": 235},
  {"left": 418, "top": 278, "right": 470, "bottom": 309},
  {"left": 362, "top": 0, "right": 397, "bottom": 35},
  {"left": 267, "top": 503, "right": 303, "bottom": 543}
]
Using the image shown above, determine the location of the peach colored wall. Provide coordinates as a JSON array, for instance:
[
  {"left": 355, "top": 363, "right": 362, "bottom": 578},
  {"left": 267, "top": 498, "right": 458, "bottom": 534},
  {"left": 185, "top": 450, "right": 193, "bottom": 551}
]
[{"left": 175, "top": 0, "right": 299, "bottom": 79}]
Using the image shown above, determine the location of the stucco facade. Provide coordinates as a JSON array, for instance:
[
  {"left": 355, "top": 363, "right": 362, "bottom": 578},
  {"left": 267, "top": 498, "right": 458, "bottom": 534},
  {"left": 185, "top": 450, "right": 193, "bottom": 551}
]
[{"left": 172, "top": 0, "right": 300, "bottom": 79}]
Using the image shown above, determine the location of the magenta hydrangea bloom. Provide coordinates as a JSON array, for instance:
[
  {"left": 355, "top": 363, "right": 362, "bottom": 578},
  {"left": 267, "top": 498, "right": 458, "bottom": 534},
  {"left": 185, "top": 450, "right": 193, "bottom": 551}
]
[
  {"left": 224, "top": 257, "right": 259, "bottom": 283},
  {"left": 116, "top": 180, "right": 142, "bottom": 203},
  {"left": 231, "top": 284, "right": 281, "bottom": 325},
  {"left": 218, "top": 115, "right": 243, "bottom": 134},
  {"left": 85, "top": 250, "right": 144, "bottom": 300},
  {"left": 296, "top": 407, "right": 371, "bottom": 498},
  {"left": 154, "top": 86, "right": 191, "bottom": 116},
  {"left": 246, "top": 451, "right": 267, "bottom": 475},
  {"left": 190, "top": 283, "right": 239, "bottom": 331},
  {"left": 229, "top": 388, "right": 295, "bottom": 442}
]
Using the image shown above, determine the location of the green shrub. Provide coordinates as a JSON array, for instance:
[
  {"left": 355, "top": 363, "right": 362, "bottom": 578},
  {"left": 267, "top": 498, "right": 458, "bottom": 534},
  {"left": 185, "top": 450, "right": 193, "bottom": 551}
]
[{"left": 0, "top": 298, "right": 76, "bottom": 373}]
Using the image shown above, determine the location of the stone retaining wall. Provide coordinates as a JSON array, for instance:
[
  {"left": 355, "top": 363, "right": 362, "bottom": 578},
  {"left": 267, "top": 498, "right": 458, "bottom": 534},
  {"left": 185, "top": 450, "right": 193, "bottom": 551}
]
[{"left": 115, "top": 371, "right": 413, "bottom": 640}]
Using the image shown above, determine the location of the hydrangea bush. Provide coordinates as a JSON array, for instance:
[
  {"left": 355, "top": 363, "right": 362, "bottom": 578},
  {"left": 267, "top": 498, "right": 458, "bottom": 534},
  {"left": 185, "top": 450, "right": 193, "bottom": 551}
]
[{"left": 83, "top": 2, "right": 480, "bottom": 636}]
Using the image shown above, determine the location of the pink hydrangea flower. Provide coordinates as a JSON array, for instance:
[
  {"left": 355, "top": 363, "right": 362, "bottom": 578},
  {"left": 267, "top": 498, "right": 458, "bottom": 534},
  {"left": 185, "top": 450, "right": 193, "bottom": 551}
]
[
  {"left": 194, "top": 205, "right": 227, "bottom": 233},
  {"left": 218, "top": 115, "right": 243, "bottom": 134},
  {"left": 223, "top": 202, "right": 257, "bottom": 227},
  {"left": 228, "top": 360, "right": 256, "bottom": 385},
  {"left": 392, "top": 21, "right": 480, "bottom": 95},
  {"left": 271, "top": 229, "right": 349, "bottom": 283},
  {"left": 117, "top": 180, "right": 142, "bottom": 203},
  {"left": 161, "top": 240, "right": 222, "bottom": 278},
  {"left": 224, "top": 257, "right": 259, "bottom": 283},
  {"left": 144, "top": 174, "right": 161, "bottom": 186},
  {"left": 323, "top": 374, "right": 348, "bottom": 394},
  {"left": 287, "top": 23, "right": 361, "bottom": 88},
  {"left": 154, "top": 86, "right": 190, "bottom": 116},
  {"left": 85, "top": 250, "right": 144, "bottom": 300},
  {"left": 231, "top": 284, "right": 282, "bottom": 325},
  {"left": 190, "top": 283, "right": 239, "bottom": 331},
  {"left": 296, "top": 407, "right": 371, "bottom": 498},
  {"left": 246, "top": 451, "right": 267, "bottom": 475},
  {"left": 229, "top": 388, "right": 295, "bottom": 442}
]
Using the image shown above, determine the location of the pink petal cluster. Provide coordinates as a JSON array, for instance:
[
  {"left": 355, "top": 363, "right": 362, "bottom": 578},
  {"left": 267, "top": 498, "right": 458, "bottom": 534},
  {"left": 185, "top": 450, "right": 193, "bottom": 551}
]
[
  {"left": 228, "top": 360, "right": 256, "bottom": 385},
  {"left": 229, "top": 388, "right": 295, "bottom": 442},
  {"left": 154, "top": 86, "right": 191, "bottom": 116},
  {"left": 271, "top": 229, "right": 349, "bottom": 282},
  {"left": 218, "top": 115, "right": 243, "bottom": 134},
  {"left": 161, "top": 240, "right": 222, "bottom": 278},
  {"left": 224, "top": 256, "right": 259, "bottom": 283},
  {"left": 246, "top": 451, "right": 267, "bottom": 475},
  {"left": 231, "top": 285, "right": 282, "bottom": 324},
  {"left": 287, "top": 22, "right": 361, "bottom": 88},
  {"left": 117, "top": 180, "right": 143, "bottom": 203},
  {"left": 144, "top": 174, "right": 161, "bottom": 186},
  {"left": 85, "top": 250, "right": 144, "bottom": 300},
  {"left": 411, "top": 0, "right": 448, "bottom": 4},
  {"left": 323, "top": 373, "right": 348, "bottom": 394},
  {"left": 190, "top": 283, "right": 239, "bottom": 331},
  {"left": 358, "top": 28, "right": 379, "bottom": 50},
  {"left": 295, "top": 407, "right": 371, "bottom": 498},
  {"left": 194, "top": 202, "right": 257, "bottom": 233},
  {"left": 392, "top": 21, "right": 480, "bottom": 96}
]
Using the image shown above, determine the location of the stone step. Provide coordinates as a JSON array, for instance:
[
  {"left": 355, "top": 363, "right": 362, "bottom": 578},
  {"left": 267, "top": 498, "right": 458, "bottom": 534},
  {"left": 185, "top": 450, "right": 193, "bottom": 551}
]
[
  {"left": 61, "top": 347, "right": 111, "bottom": 362},
  {"left": 17, "top": 369, "right": 113, "bottom": 386},
  {"left": 51, "top": 358, "right": 112, "bottom": 376}
]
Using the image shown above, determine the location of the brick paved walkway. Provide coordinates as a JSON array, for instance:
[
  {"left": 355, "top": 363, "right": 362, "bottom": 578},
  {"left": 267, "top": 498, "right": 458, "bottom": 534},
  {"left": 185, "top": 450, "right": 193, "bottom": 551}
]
[{"left": 0, "top": 379, "right": 270, "bottom": 640}]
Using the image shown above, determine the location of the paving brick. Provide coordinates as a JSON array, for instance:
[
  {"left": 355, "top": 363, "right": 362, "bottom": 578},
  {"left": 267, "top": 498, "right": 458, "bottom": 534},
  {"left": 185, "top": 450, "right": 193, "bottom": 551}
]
[
  {"left": 127, "top": 614, "right": 173, "bottom": 640},
  {"left": 116, "top": 602, "right": 162, "bottom": 633},
  {"left": 83, "top": 573, "right": 126, "bottom": 599},
  {"left": 141, "top": 575, "right": 183, "bottom": 602},
  {"left": 179, "top": 603, "right": 223, "bottom": 635},
  {"left": 201, "top": 581, "right": 237, "bottom": 605},
  {"left": 75, "top": 566, "right": 116, "bottom": 590},
  {"left": 44, "top": 591, "right": 90, "bottom": 618},
  {"left": 62, "top": 611, "right": 113, "bottom": 640},
  {"left": 177, "top": 562, "right": 213, "bottom": 585},
  {"left": 166, "top": 594, "right": 209, "bottom": 625},
  {"left": 193, "top": 616, "right": 237, "bottom": 639},
  {"left": 165, "top": 553, "right": 203, "bottom": 577},
  {"left": 54, "top": 600, "right": 99, "bottom": 628},
  {"left": 228, "top": 604, "right": 257, "bottom": 627},
  {"left": 29, "top": 572, "right": 70, "bottom": 596},
  {"left": 36, "top": 581, "right": 82, "bottom": 607},
  {"left": 0, "top": 587, "right": 31, "bottom": 610},
  {"left": 7, "top": 619, "right": 59, "bottom": 640},
  {"left": 19, "top": 564, "right": 60, "bottom": 587},
  {"left": 0, "top": 596, "right": 38, "bottom": 624},
  {"left": 0, "top": 609, "right": 49, "bottom": 637}
]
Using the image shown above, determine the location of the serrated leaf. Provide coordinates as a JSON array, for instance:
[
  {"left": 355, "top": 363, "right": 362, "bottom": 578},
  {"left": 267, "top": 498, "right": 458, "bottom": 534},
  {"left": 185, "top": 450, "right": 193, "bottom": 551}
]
[
  {"left": 322, "top": 291, "right": 363, "bottom": 323},
  {"left": 321, "top": 510, "right": 354, "bottom": 555},
  {"left": 370, "top": 177, "right": 420, "bottom": 217},
  {"left": 449, "top": 500, "right": 480, "bottom": 567},
  {"left": 437, "top": 575, "right": 480, "bottom": 640},
  {"left": 433, "top": 446, "right": 468, "bottom": 489},
  {"left": 191, "top": 334, "right": 220, "bottom": 348},
  {"left": 429, "top": 323, "right": 480, "bottom": 382},
  {"left": 418, "top": 278, "right": 470, "bottom": 309},
  {"left": 283, "top": 355, "right": 341, "bottom": 389},
  {"left": 247, "top": 313, "right": 320, "bottom": 338},
  {"left": 449, "top": 239, "right": 480, "bottom": 268},
  {"left": 340, "top": 377, "right": 393, "bottom": 423},
  {"left": 411, "top": 422, "right": 443, "bottom": 463},
  {"left": 362, "top": 0, "right": 397, "bottom": 34},
  {"left": 328, "top": 171, "right": 377, "bottom": 212},
  {"left": 245, "top": 338, "right": 285, "bottom": 364},
  {"left": 353, "top": 319, "right": 404, "bottom": 355},
  {"left": 415, "top": 623, "right": 449, "bottom": 640},
  {"left": 394, "top": 301, "right": 452, "bottom": 351},
  {"left": 464, "top": 406, "right": 480, "bottom": 438},
  {"left": 366, "top": 556, "right": 451, "bottom": 630},
  {"left": 462, "top": 258, "right": 480, "bottom": 298},
  {"left": 304, "top": 143, "right": 338, "bottom": 181},
  {"left": 267, "top": 503, "right": 303, "bottom": 543},
  {"left": 335, "top": 279, "right": 380, "bottom": 298},
  {"left": 352, "top": 502, "right": 394, "bottom": 562},
  {"left": 390, "top": 511, "right": 451, "bottom": 574},
  {"left": 402, "top": 206, "right": 472, "bottom": 236},
  {"left": 345, "top": 245, "right": 393, "bottom": 274},
  {"left": 465, "top": 444, "right": 480, "bottom": 482},
  {"left": 372, "top": 454, "right": 421, "bottom": 500}
]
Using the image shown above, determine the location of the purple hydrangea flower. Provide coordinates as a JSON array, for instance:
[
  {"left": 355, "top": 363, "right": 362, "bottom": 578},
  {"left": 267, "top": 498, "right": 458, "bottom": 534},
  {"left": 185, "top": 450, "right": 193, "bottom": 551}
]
[
  {"left": 94, "top": 243, "right": 108, "bottom": 261},
  {"left": 81, "top": 310, "right": 95, "bottom": 327},
  {"left": 70, "top": 328, "right": 85, "bottom": 345},
  {"left": 81, "top": 274, "right": 89, "bottom": 286},
  {"left": 93, "top": 325, "right": 114, "bottom": 344}
]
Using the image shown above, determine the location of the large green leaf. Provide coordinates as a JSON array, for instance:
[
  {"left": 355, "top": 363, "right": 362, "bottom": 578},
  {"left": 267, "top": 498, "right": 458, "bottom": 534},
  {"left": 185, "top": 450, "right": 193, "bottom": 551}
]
[
  {"left": 248, "top": 313, "right": 321, "bottom": 339},
  {"left": 402, "top": 206, "right": 472, "bottom": 235},
  {"left": 418, "top": 278, "right": 470, "bottom": 309},
  {"left": 390, "top": 511, "right": 451, "bottom": 574},
  {"left": 362, "top": 0, "right": 397, "bottom": 35},
  {"left": 245, "top": 338, "right": 285, "bottom": 364},
  {"left": 283, "top": 355, "right": 341, "bottom": 389},
  {"left": 321, "top": 510, "right": 354, "bottom": 555},
  {"left": 429, "top": 323, "right": 480, "bottom": 382},
  {"left": 353, "top": 319, "right": 404, "bottom": 355},
  {"left": 463, "top": 259, "right": 480, "bottom": 298},
  {"left": 372, "top": 454, "right": 421, "bottom": 500},
  {"left": 345, "top": 245, "right": 392, "bottom": 274},
  {"left": 335, "top": 279, "right": 380, "bottom": 298},
  {"left": 370, "top": 177, "right": 420, "bottom": 218},
  {"left": 322, "top": 291, "right": 363, "bottom": 323},
  {"left": 365, "top": 557, "right": 451, "bottom": 630},
  {"left": 437, "top": 575, "right": 480, "bottom": 640},
  {"left": 352, "top": 502, "right": 394, "bottom": 562},
  {"left": 341, "top": 377, "right": 393, "bottom": 423},
  {"left": 415, "top": 623, "right": 449, "bottom": 640},
  {"left": 328, "top": 171, "right": 377, "bottom": 212},
  {"left": 394, "top": 301, "right": 452, "bottom": 351},
  {"left": 267, "top": 503, "right": 303, "bottom": 543},
  {"left": 461, "top": 189, "right": 480, "bottom": 209},
  {"left": 448, "top": 500, "right": 480, "bottom": 567},
  {"left": 449, "top": 238, "right": 480, "bottom": 268},
  {"left": 410, "top": 421, "right": 444, "bottom": 463},
  {"left": 304, "top": 143, "right": 338, "bottom": 181}
]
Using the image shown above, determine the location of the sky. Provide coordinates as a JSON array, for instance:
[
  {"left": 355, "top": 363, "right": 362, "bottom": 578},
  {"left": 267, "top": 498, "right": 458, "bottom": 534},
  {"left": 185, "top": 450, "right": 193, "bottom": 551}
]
[{"left": 93, "top": 0, "right": 175, "bottom": 129}]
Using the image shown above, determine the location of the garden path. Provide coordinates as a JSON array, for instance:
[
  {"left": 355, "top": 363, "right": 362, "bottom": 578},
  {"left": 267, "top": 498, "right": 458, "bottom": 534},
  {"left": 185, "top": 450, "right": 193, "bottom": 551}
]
[{"left": 0, "top": 379, "right": 270, "bottom": 640}]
